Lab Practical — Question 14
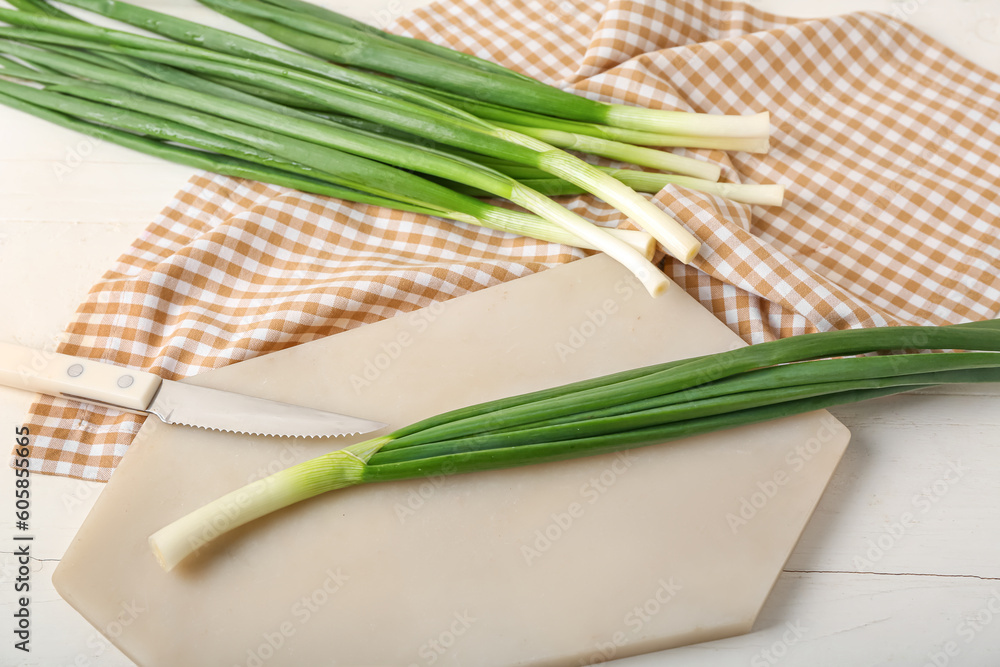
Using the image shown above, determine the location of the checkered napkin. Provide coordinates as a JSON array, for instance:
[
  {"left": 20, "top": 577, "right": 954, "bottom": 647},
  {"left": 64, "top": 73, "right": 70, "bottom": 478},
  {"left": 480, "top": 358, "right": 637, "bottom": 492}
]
[{"left": 18, "top": 0, "right": 1000, "bottom": 481}]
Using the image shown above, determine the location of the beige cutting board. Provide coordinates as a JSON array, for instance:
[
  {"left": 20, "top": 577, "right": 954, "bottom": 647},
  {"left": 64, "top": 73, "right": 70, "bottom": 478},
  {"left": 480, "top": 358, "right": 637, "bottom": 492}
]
[{"left": 53, "top": 254, "right": 850, "bottom": 666}]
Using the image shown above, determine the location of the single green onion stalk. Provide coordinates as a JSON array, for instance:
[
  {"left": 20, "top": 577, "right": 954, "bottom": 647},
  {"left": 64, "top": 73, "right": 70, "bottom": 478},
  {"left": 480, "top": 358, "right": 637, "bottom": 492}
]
[
  {"left": 149, "top": 320, "right": 1000, "bottom": 571},
  {"left": 149, "top": 437, "right": 391, "bottom": 571},
  {"left": 391, "top": 85, "right": 772, "bottom": 153},
  {"left": 448, "top": 170, "right": 785, "bottom": 207},
  {"left": 489, "top": 122, "right": 723, "bottom": 182}
]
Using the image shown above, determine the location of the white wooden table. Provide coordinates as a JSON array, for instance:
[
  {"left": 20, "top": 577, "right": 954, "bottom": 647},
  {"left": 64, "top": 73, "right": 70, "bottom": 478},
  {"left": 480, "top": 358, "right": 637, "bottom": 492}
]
[{"left": 1, "top": 1, "right": 998, "bottom": 665}]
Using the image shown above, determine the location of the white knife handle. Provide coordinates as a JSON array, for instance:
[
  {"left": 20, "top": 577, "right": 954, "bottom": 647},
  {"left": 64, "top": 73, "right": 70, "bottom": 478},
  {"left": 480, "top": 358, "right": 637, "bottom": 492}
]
[{"left": 0, "top": 342, "right": 161, "bottom": 411}]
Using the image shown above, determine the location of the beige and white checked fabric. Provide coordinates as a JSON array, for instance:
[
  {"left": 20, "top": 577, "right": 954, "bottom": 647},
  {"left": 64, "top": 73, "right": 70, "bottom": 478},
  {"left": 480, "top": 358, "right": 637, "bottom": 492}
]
[{"left": 18, "top": 0, "right": 1000, "bottom": 481}]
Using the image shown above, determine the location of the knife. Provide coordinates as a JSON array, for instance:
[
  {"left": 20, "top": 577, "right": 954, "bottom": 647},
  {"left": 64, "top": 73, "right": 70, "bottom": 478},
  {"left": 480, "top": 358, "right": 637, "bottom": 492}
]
[{"left": 0, "top": 342, "right": 385, "bottom": 438}]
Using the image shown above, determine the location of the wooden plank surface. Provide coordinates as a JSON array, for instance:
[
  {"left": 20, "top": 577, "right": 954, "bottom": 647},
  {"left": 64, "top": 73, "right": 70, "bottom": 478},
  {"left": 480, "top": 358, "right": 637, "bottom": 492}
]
[{"left": 1, "top": 0, "right": 999, "bottom": 665}]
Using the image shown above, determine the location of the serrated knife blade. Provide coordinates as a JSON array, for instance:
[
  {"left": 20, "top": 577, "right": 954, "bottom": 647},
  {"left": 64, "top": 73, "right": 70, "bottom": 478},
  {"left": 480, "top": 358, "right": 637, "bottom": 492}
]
[
  {"left": 0, "top": 342, "right": 385, "bottom": 438},
  {"left": 144, "top": 379, "right": 384, "bottom": 437}
]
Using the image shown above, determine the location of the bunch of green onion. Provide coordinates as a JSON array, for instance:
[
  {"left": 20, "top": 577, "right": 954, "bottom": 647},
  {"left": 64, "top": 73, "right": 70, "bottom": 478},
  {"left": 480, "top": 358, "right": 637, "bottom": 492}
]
[
  {"left": 150, "top": 319, "right": 1000, "bottom": 571},
  {"left": 0, "top": 0, "right": 780, "bottom": 297}
]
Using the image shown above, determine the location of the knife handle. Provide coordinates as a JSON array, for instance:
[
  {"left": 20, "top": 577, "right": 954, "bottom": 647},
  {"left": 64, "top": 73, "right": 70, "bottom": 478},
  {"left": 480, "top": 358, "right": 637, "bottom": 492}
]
[{"left": 0, "top": 342, "right": 161, "bottom": 411}]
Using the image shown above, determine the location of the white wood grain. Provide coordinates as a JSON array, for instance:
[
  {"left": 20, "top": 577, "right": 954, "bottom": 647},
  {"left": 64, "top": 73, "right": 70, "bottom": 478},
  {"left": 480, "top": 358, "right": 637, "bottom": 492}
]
[
  {"left": 1, "top": 0, "right": 998, "bottom": 665},
  {"left": 758, "top": 0, "right": 1000, "bottom": 73},
  {"left": 0, "top": 114, "right": 196, "bottom": 224},
  {"left": 618, "top": 572, "right": 1000, "bottom": 666},
  {"left": 787, "top": 392, "right": 1000, "bottom": 579}
]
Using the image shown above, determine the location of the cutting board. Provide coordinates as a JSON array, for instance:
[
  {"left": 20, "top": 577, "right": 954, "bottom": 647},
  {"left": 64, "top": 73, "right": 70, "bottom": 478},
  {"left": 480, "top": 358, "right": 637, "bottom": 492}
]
[{"left": 53, "top": 254, "right": 850, "bottom": 666}]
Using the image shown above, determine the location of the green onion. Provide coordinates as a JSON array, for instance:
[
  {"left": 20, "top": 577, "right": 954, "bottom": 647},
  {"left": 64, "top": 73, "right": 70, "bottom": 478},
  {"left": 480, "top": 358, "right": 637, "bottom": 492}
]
[
  {"left": 491, "top": 122, "right": 722, "bottom": 181},
  {"left": 446, "top": 171, "right": 784, "bottom": 206},
  {"left": 149, "top": 436, "right": 392, "bottom": 572},
  {"left": 256, "top": 0, "right": 537, "bottom": 82},
  {"left": 605, "top": 171, "right": 783, "bottom": 206},
  {"left": 0, "top": 39, "right": 670, "bottom": 294},
  {"left": 185, "top": 0, "right": 770, "bottom": 137},
  {"left": 0, "top": 10, "right": 698, "bottom": 270},
  {"left": 0, "top": 81, "right": 445, "bottom": 213},
  {"left": 379, "top": 323, "right": 1000, "bottom": 448},
  {"left": 0, "top": 0, "right": 782, "bottom": 286},
  {"left": 370, "top": 355, "right": 1000, "bottom": 463},
  {"left": 0, "top": 73, "right": 653, "bottom": 257},
  {"left": 386, "top": 81, "right": 771, "bottom": 153},
  {"left": 2, "top": 2, "right": 478, "bottom": 117},
  {"left": 149, "top": 320, "right": 1000, "bottom": 571}
]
